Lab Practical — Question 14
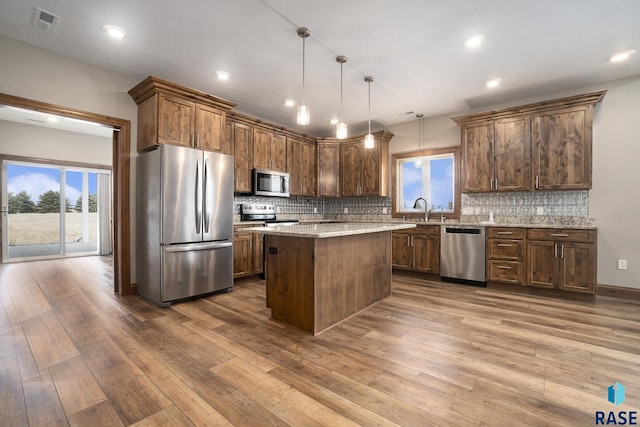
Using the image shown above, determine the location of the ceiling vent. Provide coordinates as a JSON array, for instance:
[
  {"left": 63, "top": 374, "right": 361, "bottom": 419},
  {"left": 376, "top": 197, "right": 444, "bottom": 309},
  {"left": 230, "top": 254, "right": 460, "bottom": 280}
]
[{"left": 32, "top": 7, "right": 59, "bottom": 32}]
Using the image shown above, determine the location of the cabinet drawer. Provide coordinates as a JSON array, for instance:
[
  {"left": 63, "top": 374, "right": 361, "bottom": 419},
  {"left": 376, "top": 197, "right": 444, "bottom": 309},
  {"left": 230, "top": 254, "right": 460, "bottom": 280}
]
[
  {"left": 526, "top": 228, "right": 595, "bottom": 242},
  {"left": 487, "top": 228, "right": 525, "bottom": 239},
  {"left": 487, "top": 239, "right": 524, "bottom": 260},
  {"left": 487, "top": 260, "right": 524, "bottom": 284},
  {"left": 414, "top": 225, "right": 440, "bottom": 236}
]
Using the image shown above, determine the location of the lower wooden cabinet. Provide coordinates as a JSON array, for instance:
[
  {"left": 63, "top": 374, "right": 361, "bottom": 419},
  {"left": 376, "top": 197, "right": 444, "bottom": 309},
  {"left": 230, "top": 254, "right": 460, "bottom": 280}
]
[
  {"left": 233, "top": 226, "right": 264, "bottom": 278},
  {"left": 392, "top": 226, "right": 440, "bottom": 274},
  {"left": 486, "top": 227, "right": 525, "bottom": 284},
  {"left": 526, "top": 228, "right": 597, "bottom": 294}
]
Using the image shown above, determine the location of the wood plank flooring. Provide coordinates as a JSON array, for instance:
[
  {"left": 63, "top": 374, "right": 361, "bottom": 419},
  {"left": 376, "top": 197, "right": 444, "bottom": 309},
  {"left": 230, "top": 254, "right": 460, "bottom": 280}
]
[{"left": 1, "top": 257, "right": 639, "bottom": 426}]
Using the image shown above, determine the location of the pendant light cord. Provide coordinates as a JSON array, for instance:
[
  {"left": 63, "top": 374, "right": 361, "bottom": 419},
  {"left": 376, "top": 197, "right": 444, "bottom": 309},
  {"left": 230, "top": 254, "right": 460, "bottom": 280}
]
[
  {"left": 368, "top": 80, "right": 371, "bottom": 134},
  {"left": 340, "top": 61, "right": 343, "bottom": 122},
  {"left": 302, "top": 35, "right": 306, "bottom": 105}
]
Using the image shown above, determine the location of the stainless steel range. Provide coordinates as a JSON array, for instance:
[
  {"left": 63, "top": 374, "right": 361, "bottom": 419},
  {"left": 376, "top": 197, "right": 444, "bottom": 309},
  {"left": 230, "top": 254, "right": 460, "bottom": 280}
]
[{"left": 240, "top": 204, "right": 299, "bottom": 226}]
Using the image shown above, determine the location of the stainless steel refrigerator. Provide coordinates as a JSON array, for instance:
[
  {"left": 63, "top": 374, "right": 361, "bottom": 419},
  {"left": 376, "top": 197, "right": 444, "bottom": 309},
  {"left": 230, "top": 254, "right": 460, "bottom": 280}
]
[{"left": 137, "top": 144, "right": 233, "bottom": 307}]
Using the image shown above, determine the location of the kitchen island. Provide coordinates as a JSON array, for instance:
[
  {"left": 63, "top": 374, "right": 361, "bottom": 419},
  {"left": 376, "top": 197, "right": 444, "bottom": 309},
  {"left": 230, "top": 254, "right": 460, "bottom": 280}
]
[{"left": 252, "top": 222, "right": 416, "bottom": 335}]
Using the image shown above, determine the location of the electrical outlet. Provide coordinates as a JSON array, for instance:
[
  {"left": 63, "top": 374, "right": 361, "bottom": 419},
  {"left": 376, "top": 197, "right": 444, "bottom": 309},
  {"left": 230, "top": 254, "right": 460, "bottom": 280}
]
[
  {"left": 474, "top": 207, "right": 481, "bottom": 214},
  {"left": 276, "top": 206, "right": 281, "bottom": 213},
  {"left": 382, "top": 207, "right": 387, "bottom": 214},
  {"left": 536, "top": 207, "right": 544, "bottom": 215},
  {"left": 462, "top": 207, "right": 474, "bottom": 215},
  {"left": 618, "top": 259, "right": 628, "bottom": 270},
  {"left": 313, "top": 207, "right": 318, "bottom": 213},
  {"left": 343, "top": 208, "right": 348, "bottom": 214}
]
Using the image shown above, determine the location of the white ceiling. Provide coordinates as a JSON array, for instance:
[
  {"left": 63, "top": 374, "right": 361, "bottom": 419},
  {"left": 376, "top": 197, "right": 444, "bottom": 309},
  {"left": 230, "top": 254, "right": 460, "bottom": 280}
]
[{"left": 0, "top": 0, "right": 639, "bottom": 137}]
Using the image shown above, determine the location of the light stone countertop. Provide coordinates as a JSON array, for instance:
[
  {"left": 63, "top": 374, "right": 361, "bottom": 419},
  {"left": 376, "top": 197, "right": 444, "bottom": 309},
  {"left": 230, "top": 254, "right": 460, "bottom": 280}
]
[{"left": 250, "top": 222, "right": 416, "bottom": 238}]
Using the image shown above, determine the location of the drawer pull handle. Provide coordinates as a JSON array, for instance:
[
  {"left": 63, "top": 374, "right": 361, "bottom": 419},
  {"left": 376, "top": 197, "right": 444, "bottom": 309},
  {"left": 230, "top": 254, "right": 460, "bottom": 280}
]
[
  {"left": 550, "top": 233, "right": 569, "bottom": 237},
  {"left": 496, "top": 266, "right": 512, "bottom": 269},
  {"left": 496, "top": 232, "right": 513, "bottom": 235},
  {"left": 496, "top": 244, "right": 513, "bottom": 247}
]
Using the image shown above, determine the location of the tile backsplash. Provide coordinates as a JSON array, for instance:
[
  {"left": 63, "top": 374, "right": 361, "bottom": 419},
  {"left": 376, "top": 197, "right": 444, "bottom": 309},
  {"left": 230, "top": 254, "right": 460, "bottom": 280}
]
[
  {"left": 235, "top": 190, "right": 589, "bottom": 220},
  {"left": 462, "top": 191, "right": 589, "bottom": 217}
]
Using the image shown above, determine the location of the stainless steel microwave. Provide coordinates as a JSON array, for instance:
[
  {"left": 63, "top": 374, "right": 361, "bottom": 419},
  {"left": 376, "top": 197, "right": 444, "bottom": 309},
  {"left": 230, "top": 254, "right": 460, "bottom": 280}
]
[{"left": 252, "top": 168, "right": 290, "bottom": 197}]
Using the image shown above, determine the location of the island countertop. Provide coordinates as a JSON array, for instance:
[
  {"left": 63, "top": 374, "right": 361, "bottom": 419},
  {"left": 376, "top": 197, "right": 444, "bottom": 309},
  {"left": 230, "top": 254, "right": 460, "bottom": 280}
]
[{"left": 251, "top": 222, "right": 416, "bottom": 238}]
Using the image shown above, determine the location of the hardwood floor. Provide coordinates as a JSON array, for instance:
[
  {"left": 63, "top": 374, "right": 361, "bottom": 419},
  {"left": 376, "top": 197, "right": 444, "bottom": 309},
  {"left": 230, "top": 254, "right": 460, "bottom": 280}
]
[{"left": 1, "top": 257, "right": 639, "bottom": 426}]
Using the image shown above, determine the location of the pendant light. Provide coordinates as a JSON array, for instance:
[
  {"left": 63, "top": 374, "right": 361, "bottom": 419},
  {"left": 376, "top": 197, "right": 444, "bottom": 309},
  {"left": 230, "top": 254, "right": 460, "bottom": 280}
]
[
  {"left": 336, "top": 55, "right": 347, "bottom": 139},
  {"left": 364, "top": 76, "right": 375, "bottom": 149},
  {"left": 296, "top": 27, "right": 310, "bottom": 125}
]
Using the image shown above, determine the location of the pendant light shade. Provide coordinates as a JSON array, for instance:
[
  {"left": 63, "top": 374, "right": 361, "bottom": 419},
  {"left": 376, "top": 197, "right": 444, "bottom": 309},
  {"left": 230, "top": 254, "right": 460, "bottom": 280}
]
[
  {"left": 336, "top": 55, "right": 347, "bottom": 139},
  {"left": 296, "top": 27, "right": 311, "bottom": 125},
  {"left": 364, "top": 76, "right": 374, "bottom": 149}
]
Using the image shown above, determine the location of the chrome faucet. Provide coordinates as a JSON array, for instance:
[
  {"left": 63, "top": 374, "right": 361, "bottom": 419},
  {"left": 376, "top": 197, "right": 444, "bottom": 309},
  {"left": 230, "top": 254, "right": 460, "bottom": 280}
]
[
  {"left": 413, "top": 197, "right": 430, "bottom": 221},
  {"left": 437, "top": 204, "right": 445, "bottom": 222}
]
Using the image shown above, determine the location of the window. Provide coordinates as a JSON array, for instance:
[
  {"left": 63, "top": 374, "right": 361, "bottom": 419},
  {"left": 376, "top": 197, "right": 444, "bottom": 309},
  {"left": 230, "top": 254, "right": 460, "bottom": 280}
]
[{"left": 392, "top": 147, "right": 460, "bottom": 219}]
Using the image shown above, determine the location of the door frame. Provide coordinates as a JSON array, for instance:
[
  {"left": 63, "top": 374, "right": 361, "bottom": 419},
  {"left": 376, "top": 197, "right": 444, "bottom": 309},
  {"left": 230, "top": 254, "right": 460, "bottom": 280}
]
[{"left": 0, "top": 93, "right": 131, "bottom": 295}]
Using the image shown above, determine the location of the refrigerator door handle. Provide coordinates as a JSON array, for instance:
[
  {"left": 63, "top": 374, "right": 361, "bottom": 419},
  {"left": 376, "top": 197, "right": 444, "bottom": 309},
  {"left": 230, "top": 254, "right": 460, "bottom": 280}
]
[
  {"left": 195, "top": 156, "right": 202, "bottom": 234},
  {"left": 203, "top": 157, "right": 210, "bottom": 233},
  {"left": 164, "top": 241, "right": 233, "bottom": 253}
]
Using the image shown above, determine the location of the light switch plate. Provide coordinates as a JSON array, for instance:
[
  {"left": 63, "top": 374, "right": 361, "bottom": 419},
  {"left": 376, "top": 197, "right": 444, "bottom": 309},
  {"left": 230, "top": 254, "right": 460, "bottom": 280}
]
[
  {"left": 536, "top": 207, "right": 544, "bottom": 215},
  {"left": 314, "top": 207, "right": 318, "bottom": 213},
  {"left": 343, "top": 208, "right": 348, "bottom": 214}
]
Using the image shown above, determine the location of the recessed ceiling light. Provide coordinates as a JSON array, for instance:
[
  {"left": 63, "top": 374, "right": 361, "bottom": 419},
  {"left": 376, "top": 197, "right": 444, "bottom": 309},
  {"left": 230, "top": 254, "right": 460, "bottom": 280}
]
[
  {"left": 486, "top": 78, "right": 502, "bottom": 88},
  {"left": 216, "top": 71, "right": 231, "bottom": 80},
  {"left": 610, "top": 50, "right": 636, "bottom": 63},
  {"left": 284, "top": 99, "right": 295, "bottom": 107},
  {"left": 464, "top": 34, "right": 484, "bottom": 48},
  {"left": 330, "top": 118, "right": 339, "bottom": 125},
  {"left": 103, "top": 25, "right": 127, "bottom": 39}
]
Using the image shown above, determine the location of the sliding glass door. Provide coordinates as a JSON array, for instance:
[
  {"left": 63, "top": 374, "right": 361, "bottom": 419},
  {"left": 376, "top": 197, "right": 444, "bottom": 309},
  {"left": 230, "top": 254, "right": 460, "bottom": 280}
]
[{"left": 1, "top": 159, "right": 112, "bottom": 262}]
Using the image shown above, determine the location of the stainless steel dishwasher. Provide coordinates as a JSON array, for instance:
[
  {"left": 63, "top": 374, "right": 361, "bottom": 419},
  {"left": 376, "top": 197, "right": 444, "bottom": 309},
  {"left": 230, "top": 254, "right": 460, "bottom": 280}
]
[{"left": 440, "top": 225, "right": 486, "bottom": 286}]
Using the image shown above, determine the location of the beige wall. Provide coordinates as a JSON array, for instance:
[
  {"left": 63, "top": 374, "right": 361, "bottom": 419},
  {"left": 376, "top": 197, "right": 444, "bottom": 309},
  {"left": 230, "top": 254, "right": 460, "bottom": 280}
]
[
  {"left": 0, "top": 35, "right": 139, "bottom": 282},
  {"left": 387, "top": 76, "right": 640, "bottom": 289},
  {"left": 0, "top": 120, "right": 112, "bottom": 164}
]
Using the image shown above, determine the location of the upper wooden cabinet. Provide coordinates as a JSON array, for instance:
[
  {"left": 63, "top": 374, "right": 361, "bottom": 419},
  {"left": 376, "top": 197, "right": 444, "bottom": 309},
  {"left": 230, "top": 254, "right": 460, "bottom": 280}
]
[
  {"left": 287, "top": 137, "right": 317, "bottom": 196},
  {"left": 533, "top": 105, "right": 592, "bottom": 190},
  {"left": 253, "top": 128, "right": 287, "bottom": 172},
  {"left": 453, "top": 90, "right": 605, "bottom": 192},
  {"left": 128, "top": 76, "right": 236, "bottom": 153},
  {"left": 337, "top": 131, "right": 393, "bottom": 197},
  {"left": 231, "top": 121, "right": 253, "bottom": 193},
  {"left": 317, "top": 141, "right": 341, "bottom": 197}
]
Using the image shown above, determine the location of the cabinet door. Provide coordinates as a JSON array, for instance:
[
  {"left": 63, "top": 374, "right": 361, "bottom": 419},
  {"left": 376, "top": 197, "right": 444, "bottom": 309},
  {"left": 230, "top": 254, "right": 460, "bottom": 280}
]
[
  {"left": 302, "top": 141, "right": 317, "bottom": 196},
  {"left": 392, "top": 232, "right": 412, "bottom": 269},
  {"left": 494, "top": 115, "right": 530, "bottom": 191},
  {"left": 233, "top": 123, "right": 252, "bottom": 193},
  {"left": 158, "top": 94, "right": 195, "bottom": 147},
  {"left": 271, "top": 133, "right": 288, "bottom": 172},
  {"left": 340, "top": 142, "right": 361, "bottom": 196},
  {"left": 533, "top": 105, "right": 592, "bottom": 190},
  {"left": 252, "top": 128, "right": 271, "bottom": 170},
  {"left": 195, "top": 104, "right": 224, "bottom": 152},
  {"left": 286, "top": 138, "right": 303, "bottom": 195},
  {"left": 559, "top": 242, "right": 596, "bottom": 293},
  {"left": 222, "top": 120, "right": 233, "bottom": 156},
  {"left": 413, "top": 234, "right": 440, "bottom": 274},
  {"left": 253, "top": 233, "right": 264, "bottom": 274},
  {"left": 461, "top": 122, "right": 493, "bottom": 192},
  {"left": 233, "top": 233, "right": 253, "bottom": 277},
  {"left": 526, "top": 240, "right": 557, "bottom": 288},
  {"left": 361, "top": 142, "right": 381, "bottom": 196},
  {"left": 318, "top": 143, "right": 340, "bottom": 197}
]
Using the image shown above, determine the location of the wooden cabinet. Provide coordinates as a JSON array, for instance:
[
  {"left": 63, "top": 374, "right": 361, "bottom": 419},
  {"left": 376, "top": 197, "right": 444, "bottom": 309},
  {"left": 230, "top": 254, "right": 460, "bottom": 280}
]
[
  {"left": 339, "top": 131, "right": 392, "bottom": 197},
  {"left": 486, "top": 227, "right": 525, "bottom": 285},
  {"left": 253, "top": 128, "right": 287, "bottom": 172},
  {"left": 392, "top": 226, "right": 440, "bottom": 274},
  {"left": 458, "top": 115, "right": 530, "bottom": 192},
  {"left": 233, "top": 225, "right": 264, "bottom": 278},
  {"left": 222, "top": 118, "right": 234, "bottom": 156},
  {"left": 453, "top": 90, "right": 605, "bottom": 193},
  {"left": 533, "top": 105, "right": 592, "bottom": 190},
  {"left": 128, "top": 76, "right": 235, "bottom": 153},
  {"left": 232, "top": 121, "right": 253, "bottom": 193},
  {"left": 525, "top": 228, "right": 597, "bottom": 294},
  {"left": 317, "top": 141, "right": 341, "bottom": 197},
  {"left": 287, "top": 138, "right": 317, "bottom": 196}
]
